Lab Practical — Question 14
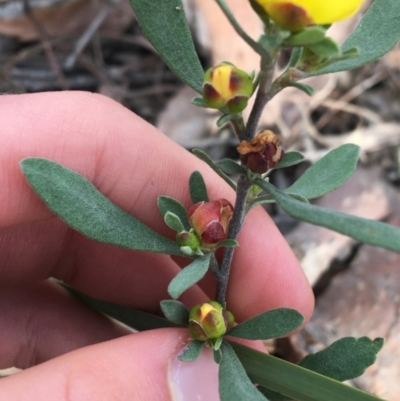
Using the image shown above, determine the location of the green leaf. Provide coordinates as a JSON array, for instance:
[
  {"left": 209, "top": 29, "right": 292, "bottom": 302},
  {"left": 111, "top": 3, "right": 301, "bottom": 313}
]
[
  {"left": 214, "top": 348, "right": 222, "bottom": 364},
  {"left": 258, "top": 179, "right": 400, "bottom": 254},
  {"left": 289, "top": 47, "right": 303, "bottom": 67},
  {"left": 192, "top": 97, "right": 207, "bottom": 108},
  {"left": 164, "top": 211, "right": 184, "bottom": 232},
  {"left": 158, "top": 196, "right": 190, "bottom": 231},
  {"left": 189, "top": 171, "right": 209, "bottom": 203},
  {"left": 20, "top": 158, "right": 183, "bottom": 256},
  {"left": 315, "top": 0, "right": 400, "bottom": 76},
  {"left": 299, "top": 337, "right": 384, "bottom": 381},
  {"left": 160, "top": 300, "right": 189, "bottom": 324},
  {"left": 230, "top": 342, "right": 386, "bottom": 401},
  {"left": 216, "top": 159, "right": 247, "bottom": 175},
  {"left": 258, "top": 337, "right": 384, "bottom": 401},
  {"left": 168, "top": 254, "right": 211, "bottom": 299},
  {"left": 192, "top": 149, "right": 236, "bottom": 190},
  {"left": 178, "top": 340, "right": 204, "bottom": 361},
  {"left": 62, "top": 284, "right": 182, "bottom": 330},
  {"left": 219, "top": 341, "right": 267, "bottom": 401},
  {"left": 287, "top": 81, "right": 315, "bottom": 96},
  {"left": 285, "top": 144, "right": 359, "bottom": 199},
  {"left": 306, "top": 37, "right": 340, "bottom": 58},
  {"left": 284, "top": 27, "right": 326, "bottom": 46},
  {"left": 250, "top": 192, "right": 308, "bottom": 209},
  {"left": 274, "top": 151, "right": 305, "bottom": 169},
  {"left": 228, "top": 308, "right": 304, "bottom": 340},
  {"left": 129, "top": 0, "right": 204, "bottom": 93},
  {"left": 66, "top": 293, "right": 384, "bottom": 401},
  {"left": 213, "top": 239, "right": 239, "bottom": 250},
  {"left": 216, "top": 114, "right": 240, "bottom": 128}
]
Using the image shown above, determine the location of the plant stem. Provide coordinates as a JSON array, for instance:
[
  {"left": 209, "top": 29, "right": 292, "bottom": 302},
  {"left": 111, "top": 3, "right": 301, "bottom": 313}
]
[
  {"left": 214, "top": 0, "right": 271, "bottom": 62},
  {"left": 243, "top": 56, "right": 277, "bottom": 141},
  {"left": 216, "top": 175, "right": 251, "bottom": 305}
]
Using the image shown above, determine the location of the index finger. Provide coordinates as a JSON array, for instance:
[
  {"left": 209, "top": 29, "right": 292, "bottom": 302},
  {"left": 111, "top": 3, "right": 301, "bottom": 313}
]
[{"left": 0, "top": 91, "right": 314, "bottom": 323}]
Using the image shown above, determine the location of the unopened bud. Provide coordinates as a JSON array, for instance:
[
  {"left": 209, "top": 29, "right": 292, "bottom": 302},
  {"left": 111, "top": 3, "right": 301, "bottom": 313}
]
[
  {"left": 203, "top": 62, "right": 253, "bottom": 114},
  {"left": 188, "top": 301, "right": 235, "bottom": 341},
  {"left": 176, "top": 229, "right": 201, "bottom": 251},
  {"left": 237, "top": 130, "right": 284, "bottom": 174},
  {"left": 188, "top": 199, "right": 234, "bottom": 249}
]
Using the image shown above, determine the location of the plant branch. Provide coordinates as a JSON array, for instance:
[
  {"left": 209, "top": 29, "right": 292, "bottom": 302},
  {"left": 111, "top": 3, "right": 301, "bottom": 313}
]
[
  {"left": 216, "top": 175, "right": 251, "bottom": 305},
  {"left": 243, "top": 56, "right": 277, "bottom": 141},
  {"left": 214, "top": 0, "right": 271, "bottom": 62}
]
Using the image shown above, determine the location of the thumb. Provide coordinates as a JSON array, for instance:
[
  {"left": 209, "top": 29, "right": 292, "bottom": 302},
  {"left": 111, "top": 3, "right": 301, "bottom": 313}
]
[{"left": 0, "top": 329, "right": 220, "bottom": 401}]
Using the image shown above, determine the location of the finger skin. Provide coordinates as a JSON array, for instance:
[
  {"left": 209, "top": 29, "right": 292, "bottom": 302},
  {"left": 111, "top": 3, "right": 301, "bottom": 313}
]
[
  {"left": 0, "top": 280, "right": 129, "bottom": 369},
  {"left": 0, "top": 92, "right": 314, "bottom": 322},
  {"left": 0, "top": 329, "right": 185, "bottom": 401}
]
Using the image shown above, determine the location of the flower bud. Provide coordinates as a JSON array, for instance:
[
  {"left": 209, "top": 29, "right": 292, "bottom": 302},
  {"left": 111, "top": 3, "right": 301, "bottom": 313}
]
[
  {"left": 203, "top": 62, "right": 253, "bottom": 114},
  {"left": 188, "top": 199, "right": 234, "bottom": 249},
  {"left": 237, "top": 130, "right": 284, "bottom": 174},
  {"left": 176, "top": 229, "right": 201, "bottom": 250},
  {"left": 188, "top": 301, "right": 235, "bottom": 341},
  {"left": 251, "top": 0, "right": 364, "bottom": 31}
]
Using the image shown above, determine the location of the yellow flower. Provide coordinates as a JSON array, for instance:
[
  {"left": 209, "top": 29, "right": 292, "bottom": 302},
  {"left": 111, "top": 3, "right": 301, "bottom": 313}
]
[{"left": 253, "top": 0, "right": 364, "bottom": 31}]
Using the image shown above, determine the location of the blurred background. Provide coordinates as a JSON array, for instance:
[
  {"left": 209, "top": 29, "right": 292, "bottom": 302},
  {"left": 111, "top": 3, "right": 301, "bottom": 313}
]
[{"left": 0, "top": 0, "right": 399, "bottom": 398}]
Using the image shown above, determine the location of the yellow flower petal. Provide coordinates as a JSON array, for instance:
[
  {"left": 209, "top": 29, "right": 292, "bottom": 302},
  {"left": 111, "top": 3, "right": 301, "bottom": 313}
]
[
  {"left": 211, "top": 65, "right": 234, "bottom": 100},
  {"left": 256, "top": 0, "right": 364, "bottom": 26}
]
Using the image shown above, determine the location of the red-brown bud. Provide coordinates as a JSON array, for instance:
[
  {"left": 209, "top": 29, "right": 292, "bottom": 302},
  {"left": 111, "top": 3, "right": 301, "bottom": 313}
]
[
  {"left": 188, "top": 199, "right": 234, "bottom": 249},
  {"left": 237, "top": 130, "right": 285, "bottom": 174}
]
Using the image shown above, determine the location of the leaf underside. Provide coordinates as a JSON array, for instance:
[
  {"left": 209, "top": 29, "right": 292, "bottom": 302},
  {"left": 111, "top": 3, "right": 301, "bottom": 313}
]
[
  {"left": 228, "top": 308, "right": 304, "bottom": 340},
  {"left": 129, "top": 0, "right": 204, "bottom": 92},
  {"left": 21, "top": 158, "right": 183, "bottom": 256}
]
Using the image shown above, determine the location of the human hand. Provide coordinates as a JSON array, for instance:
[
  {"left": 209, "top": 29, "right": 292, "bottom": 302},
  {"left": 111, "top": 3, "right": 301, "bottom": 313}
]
[{"left": 0, "top": 92, "right": 314, "bottom": 400}]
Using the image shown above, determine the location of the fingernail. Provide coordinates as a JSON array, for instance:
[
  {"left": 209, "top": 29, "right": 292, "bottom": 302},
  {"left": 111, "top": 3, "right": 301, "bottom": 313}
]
[{"left": 169, "top": 344, "right": 220, "bottom": 401}]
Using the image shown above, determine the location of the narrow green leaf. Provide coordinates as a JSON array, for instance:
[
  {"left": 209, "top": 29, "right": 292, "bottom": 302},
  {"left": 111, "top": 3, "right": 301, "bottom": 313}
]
[
  {"left": 164, "top": 211, "right": 184, "bottom": 232},
  {"left": 168, "top": 254, "right": 211, "bottom": 299},
  {"left": 315, "top": 0, "right": 400, "bottom": 75},
  {"left": 158, "top": 196, "right": 190, "bottom": 231},
  {"left": 287, "top": 81, "right": 315, "bottom": 96},
  {"left": 178, "top": 340, "right": 204, "bottom": 361},
  {"left": 250, "top": 192, "right": 308, "bottom": 209},
  {"left": 189, "top": 171, "right": 209, "bottom": 203},
  {"left": 285, "top": 144, "right": 359, "bottom": 199},
  {"left": 299, "top": 337, "right": 384, "bottom": 382},
  {"left": 258, "top": 180, "right": 400, "bottom": 254},
  {"left": 129, "top": 0, "right": 204, "bottom": 93},
  {"left": 274, "top": 152, "right": 304, "bottom": 170},
  {"left": 192, "top": 149, "right": 236, "bottom": 190},
  {"left": 62, "top": 285, "right": 182, "bottom": 330},
  {"left": 228, "top": 308, "right": 304, "bottom": 340},
  {"left": 230, "top": 342, "right": 386, "bottom": 401},
  {"left": 214, "top": 239, "right": 239, "bottom": 250},
  {"left": 20, "top": 158, "right": 183, "bottom": 256},
  {"left": 258, "top": 337, "right": 384, "bottom": 401},
  {"left": 216, "top": 114, "right": 239, "bottom": 128},
  {"left": 214, "top": 348, "right": 222, "bottom": 364},
  {"left": 289, "top": 47, "right": 303, "bottom": 67},
  {"left": 219, "top": 341, "right": 267, "bottom": 401},
  {"left": 160, "top": 300, "right": 189, "bottom": 324},
  {"left": 192, "top": 97, "right": 207, "bottom": 108},
  {"left": 216, "top": 159, "right": 247, "bottom": 175},
  {"left": 258, "top": 387, "right": 289, "bottom": 401}
]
